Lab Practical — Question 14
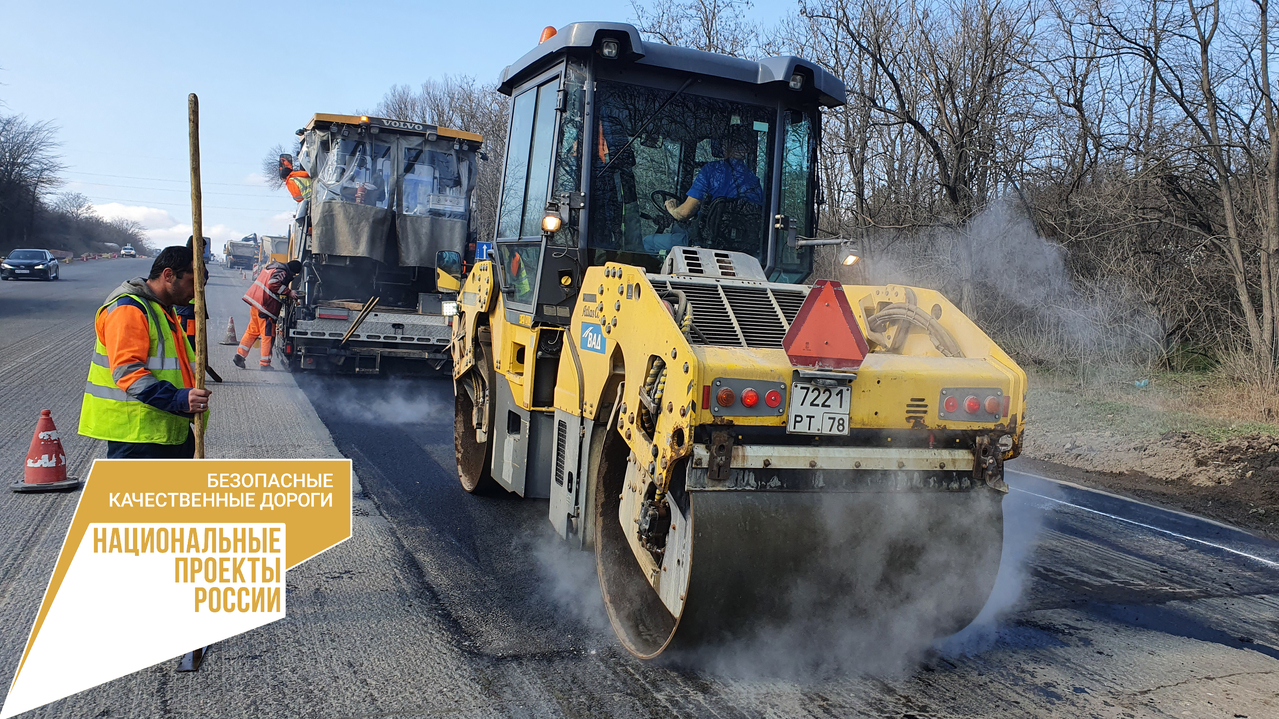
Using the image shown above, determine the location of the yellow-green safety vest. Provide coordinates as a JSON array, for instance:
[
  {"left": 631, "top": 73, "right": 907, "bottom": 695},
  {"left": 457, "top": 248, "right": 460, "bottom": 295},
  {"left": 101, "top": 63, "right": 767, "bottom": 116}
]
[{"left": 79, "top": 294, "right": 197, "bottom": 445}]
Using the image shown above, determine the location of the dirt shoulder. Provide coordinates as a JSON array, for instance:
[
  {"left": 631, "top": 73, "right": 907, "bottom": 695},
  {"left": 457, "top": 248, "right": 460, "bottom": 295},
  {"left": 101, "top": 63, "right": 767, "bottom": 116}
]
[{"left": 1019, "top": 370, "right": 1279, "bottom": 538}]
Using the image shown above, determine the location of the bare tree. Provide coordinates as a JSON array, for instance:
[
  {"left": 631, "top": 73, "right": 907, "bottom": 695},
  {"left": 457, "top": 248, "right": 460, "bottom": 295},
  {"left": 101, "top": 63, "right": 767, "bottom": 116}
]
[
  {"left": 260, "top": 142, "right": 289, "bottom": 191},
  {"left": 1101, "top": 0, "right": 1278, "bottom": 367},
  {"left": 0, "top": 114, "right": 64, "bottom": 247},
  {"left": 798, "top": 0, "right": 1036, "bottom": 313},
  {"left": 632, "top": 0, "right": 760, "bottom": 57},
  {"left": 374, "top": 76, "right": 510, "bottom": 244},
  {"left": 52, "top": 191, "right": 97, "bottom": 221}
]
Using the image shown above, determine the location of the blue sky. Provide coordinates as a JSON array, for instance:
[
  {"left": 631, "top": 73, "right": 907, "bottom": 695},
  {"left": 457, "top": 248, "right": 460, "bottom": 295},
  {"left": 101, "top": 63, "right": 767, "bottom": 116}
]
[{"left": 1, "top": 1, "right": 795, "bottom": 253}]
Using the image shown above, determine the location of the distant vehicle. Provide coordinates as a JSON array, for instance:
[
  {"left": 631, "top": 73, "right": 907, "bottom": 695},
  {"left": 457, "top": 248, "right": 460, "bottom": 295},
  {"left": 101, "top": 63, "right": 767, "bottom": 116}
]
[
  {"left": 226, "top": 238, "right": 258, "bottom": 269},
  {"left": 258, "top": 235, "right": 289, "bottom": 267},
  {"left": 121, "top": 244, "right": 136, "bottom": 258},
  {"left": 1, "top": 249, "right": 60, "bottom": 281}
]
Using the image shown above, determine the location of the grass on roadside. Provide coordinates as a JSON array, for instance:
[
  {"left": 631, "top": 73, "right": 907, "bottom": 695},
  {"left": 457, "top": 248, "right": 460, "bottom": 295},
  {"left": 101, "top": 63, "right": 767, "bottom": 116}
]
[{"left": 1027, "top": 366, "right": 1279, "bottom": 442}]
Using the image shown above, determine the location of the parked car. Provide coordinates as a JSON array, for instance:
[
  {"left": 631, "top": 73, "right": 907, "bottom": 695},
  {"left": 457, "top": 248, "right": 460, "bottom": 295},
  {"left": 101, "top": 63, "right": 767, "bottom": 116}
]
[{"left": 1, "top": 249, "right": 60, "bottom": 281}]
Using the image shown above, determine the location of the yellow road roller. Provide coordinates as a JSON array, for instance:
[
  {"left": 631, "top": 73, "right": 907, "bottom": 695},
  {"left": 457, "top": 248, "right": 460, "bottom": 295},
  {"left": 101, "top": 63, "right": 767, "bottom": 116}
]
[{"left": 451, "top": 22, "right": 1026, "bottom": 658}]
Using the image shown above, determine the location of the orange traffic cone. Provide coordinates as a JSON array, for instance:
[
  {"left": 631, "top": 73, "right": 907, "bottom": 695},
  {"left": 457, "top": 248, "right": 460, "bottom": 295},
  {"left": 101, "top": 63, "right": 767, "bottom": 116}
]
[
  {"left": 219, "top": 317, "right": 238, "bottom": 345},
  {"left": 12, "top": 410, "right": 80, "bottom": 492}
]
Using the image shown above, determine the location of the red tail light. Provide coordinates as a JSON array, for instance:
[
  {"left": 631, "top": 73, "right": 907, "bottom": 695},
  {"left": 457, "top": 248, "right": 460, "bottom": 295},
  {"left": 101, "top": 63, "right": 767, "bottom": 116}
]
[
  {"left": 964, "top": 396, "right": 980, "bottom": 414},
  {"left": 984, "top": 396, "right": 1001, "bottom": 414},
  {"left": 944, "top": 395, "right": 959, "bottom": 413},
  {"left": 716, "top": 388, "right": 736, "bottom": 407},
  {"left": 764, "top": 390, "right": 782, "bottom": 408},
  {"left": 741, "top": 388, "right": 759, "bottom": 408}
]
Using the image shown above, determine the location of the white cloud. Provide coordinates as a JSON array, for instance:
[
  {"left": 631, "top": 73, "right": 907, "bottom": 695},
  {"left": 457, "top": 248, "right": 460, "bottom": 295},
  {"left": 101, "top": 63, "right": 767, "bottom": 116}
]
[
  {"left": 92, "top": 203, "right": 246, "bottom": 255},
  {"left": 93, "top": 203, "right": 178, "bottom": 230},
  {"left": 265, "top": 211, "right": 295, "bottom": 229}
]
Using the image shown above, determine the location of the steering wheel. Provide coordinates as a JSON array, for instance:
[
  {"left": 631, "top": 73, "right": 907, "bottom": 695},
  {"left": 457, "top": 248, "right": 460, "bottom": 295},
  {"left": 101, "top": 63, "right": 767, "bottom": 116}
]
[
  {"left": 651, "top": 190, "right": 682, "bottom": 215},
  {"left": 642, "top": 190, "right": 683, "bottom": 232}
]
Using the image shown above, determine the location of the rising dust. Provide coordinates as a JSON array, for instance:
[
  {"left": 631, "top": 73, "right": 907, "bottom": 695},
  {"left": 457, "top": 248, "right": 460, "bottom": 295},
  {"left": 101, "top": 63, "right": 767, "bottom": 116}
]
[
  {"left": 306, "top": 376, "right": 448, "bottom": 426},
  {"left": 529, "top": 477, "right": 1056, "bottom": 678}
]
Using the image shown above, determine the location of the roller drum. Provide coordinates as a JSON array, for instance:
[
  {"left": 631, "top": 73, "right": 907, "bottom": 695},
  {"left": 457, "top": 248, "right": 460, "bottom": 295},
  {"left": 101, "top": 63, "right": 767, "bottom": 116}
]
[{"left": 597, "top": 447, "right": 1004, "bottom": 659}]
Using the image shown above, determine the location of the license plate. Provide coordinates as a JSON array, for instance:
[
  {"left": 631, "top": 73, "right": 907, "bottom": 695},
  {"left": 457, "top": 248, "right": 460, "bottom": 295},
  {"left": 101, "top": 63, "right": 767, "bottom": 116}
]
[
  {"left": 15, "top": 269, "right": 29, "bottom": 273},
  {"left": 787, "top": 382, "right": 850, "bottom": 435}
]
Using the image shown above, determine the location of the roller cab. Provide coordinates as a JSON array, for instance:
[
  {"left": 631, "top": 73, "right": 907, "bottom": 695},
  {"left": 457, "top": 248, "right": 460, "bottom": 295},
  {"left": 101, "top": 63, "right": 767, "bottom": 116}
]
[{"left": 451, "top": 22, "right": 1026, "bottom": 658}]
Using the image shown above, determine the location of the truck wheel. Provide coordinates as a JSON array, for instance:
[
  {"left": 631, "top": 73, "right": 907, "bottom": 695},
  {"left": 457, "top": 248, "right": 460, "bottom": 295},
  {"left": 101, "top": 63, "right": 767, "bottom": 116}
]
[{"left": 455, "top": 344, "right": 495, "bottom": 493}]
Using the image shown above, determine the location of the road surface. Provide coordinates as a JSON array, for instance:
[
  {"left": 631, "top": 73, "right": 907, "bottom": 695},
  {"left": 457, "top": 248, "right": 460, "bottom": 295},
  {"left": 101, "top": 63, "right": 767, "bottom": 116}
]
[{"left": 0, "top": 257, "right": 1275, "bottom": 717}]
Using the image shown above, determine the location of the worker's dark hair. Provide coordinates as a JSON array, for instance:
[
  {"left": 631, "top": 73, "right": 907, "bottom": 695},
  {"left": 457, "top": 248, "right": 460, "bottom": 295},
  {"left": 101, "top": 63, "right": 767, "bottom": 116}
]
[
  {"left": 286, "top": 260, "right": 302, "bottom": 275},
  {"left": 148, "top": 246, "right": 194, "bottom": 280}
]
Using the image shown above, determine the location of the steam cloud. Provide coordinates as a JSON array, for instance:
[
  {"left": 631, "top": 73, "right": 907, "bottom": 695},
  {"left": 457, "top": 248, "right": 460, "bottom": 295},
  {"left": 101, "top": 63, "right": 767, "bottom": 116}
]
[
  {"left": 856, "top": 200, "right": 1163, "bottom": 368},
  {"left": 306, "top": 378, "right": 447, "bottom": 425},
  {"left": 531, "top": 478, "right": 1052, "bottom": 679}
]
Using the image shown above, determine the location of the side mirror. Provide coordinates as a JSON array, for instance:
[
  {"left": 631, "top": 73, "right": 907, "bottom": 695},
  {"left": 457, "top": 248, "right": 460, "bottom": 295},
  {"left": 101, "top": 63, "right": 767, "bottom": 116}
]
[{"left": 436, "top": 250, "right": 463, "bottom": 292}]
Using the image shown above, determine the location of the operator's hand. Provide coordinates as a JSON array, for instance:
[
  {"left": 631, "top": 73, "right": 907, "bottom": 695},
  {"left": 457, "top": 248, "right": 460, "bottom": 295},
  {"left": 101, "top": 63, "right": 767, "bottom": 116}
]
[
  {"left": 188, "top": 388, "right": 212, "bottom": 414},
  {"left": 665, "top": 198, "right": 679, "bottom": 217}
]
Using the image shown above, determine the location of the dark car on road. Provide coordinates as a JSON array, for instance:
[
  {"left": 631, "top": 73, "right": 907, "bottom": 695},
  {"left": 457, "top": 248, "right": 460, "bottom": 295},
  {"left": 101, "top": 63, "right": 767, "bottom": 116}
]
[{"left": 1, "top": 249, "right": 60, "bottom": 281}]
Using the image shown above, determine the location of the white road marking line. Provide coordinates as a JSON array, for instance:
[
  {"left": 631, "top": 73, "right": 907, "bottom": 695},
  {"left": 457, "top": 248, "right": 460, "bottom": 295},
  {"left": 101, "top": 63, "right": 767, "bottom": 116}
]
[{"left": 1010, "top": 487, "right": 1279, "bottom": 569}]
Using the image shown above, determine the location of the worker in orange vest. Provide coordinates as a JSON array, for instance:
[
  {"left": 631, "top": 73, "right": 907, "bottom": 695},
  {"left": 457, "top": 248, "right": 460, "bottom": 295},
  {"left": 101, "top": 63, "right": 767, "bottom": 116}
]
[
  {"left": 285, "top": 170, "right": 311, "bottom": 202},
  {"left": 279, "top": 154, "right": 312, "bottom": 203},
  {"left": 233, "top": 260, "right": 302, "bottom": 370}
]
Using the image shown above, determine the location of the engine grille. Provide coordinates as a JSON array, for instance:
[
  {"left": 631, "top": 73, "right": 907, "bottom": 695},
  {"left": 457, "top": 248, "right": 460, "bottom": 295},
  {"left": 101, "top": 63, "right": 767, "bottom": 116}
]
[{"left": 653, "top": 278, "right": 812, "bottom": 349}]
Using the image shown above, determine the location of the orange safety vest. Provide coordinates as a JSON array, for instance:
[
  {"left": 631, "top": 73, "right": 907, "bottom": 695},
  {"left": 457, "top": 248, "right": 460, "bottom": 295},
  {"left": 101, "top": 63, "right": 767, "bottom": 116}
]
[
  {"left": 243, "top": 262, "right": 289, "bottom": 321},
  {"left": 285, "top": 171, "right": 312, "bottom": 202}
]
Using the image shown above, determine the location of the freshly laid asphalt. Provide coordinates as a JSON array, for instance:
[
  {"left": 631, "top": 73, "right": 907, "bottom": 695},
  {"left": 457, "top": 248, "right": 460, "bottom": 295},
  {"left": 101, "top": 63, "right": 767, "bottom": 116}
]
[{"left": 0, "top": 258, "right": 1276, "bottom": 717}]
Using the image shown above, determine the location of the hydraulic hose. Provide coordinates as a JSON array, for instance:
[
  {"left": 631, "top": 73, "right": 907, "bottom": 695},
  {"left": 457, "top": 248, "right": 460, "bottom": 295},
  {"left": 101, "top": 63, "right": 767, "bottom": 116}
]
[{"left": 866, "top": 303, "right": 965, "bottom": 358}]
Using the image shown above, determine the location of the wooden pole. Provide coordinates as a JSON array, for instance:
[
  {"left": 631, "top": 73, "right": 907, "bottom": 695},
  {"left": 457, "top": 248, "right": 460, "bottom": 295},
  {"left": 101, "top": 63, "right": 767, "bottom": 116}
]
[{"left": 188, "top": 93, "right": 207, "bottom": 459}]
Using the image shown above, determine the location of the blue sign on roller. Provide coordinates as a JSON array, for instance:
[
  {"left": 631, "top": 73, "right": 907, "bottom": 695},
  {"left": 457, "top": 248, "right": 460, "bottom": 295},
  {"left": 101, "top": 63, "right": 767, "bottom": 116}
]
[
  {"left": 474, "top": 241, "right": 494, "bottom": 262},
  {"left": 580, "top": 323, "right": 606, "bottom": 354}
]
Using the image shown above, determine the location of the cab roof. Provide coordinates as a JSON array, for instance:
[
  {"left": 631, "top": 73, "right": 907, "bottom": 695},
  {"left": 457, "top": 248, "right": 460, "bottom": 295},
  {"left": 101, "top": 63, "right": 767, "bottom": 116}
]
[
  {"left": 304, "top": 113, "right": 483, "bottom": 144},
  {"left": 499, "top": 22, "right": 846, "bottom": 107}
]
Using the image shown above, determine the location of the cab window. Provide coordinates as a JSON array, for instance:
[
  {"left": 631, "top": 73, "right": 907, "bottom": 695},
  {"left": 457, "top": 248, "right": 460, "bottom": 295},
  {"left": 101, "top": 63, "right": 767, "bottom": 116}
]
[
  {"left": 497, "top": 76, "right": 561, "bottom": 239},
  {"left": 496, "top": 242, "right": 541, "bottom": 306},
  {"left": 588, "top": 79, "right": 775, "bottom": 272},
  {"left": 551, "top": 59, "right": 587, "bottom": 247},
  {"left": 773, "top": 110, "right": 817, "bottom": 283},
  {"left": 403, "top": 146, "right": 471, "bottom": 220},
  {"left": 315, "top": 138, "right": 394, "bottom": 210}
]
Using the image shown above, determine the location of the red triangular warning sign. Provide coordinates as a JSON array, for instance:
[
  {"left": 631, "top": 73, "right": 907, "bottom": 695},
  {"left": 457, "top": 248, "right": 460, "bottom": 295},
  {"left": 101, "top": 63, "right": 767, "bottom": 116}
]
[{"left": 782, "top": 280, "right": 870, "bottom": 370}]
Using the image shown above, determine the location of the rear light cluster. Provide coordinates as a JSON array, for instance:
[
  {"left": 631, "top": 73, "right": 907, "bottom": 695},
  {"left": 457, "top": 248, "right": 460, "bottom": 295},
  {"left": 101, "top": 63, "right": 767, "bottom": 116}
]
[
  {"left": 715, "top": 387, "right": 780, "bottom": 409},
  {"left": 708, "top": 379, "right": 787, "bottom": 416},
  {"left": 939, "top": 388, "right": 1008, "bottom": 421}
]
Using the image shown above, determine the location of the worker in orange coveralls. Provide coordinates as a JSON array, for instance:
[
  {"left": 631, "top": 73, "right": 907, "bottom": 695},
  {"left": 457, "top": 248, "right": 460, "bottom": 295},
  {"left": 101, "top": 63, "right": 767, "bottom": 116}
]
[{"left": 233, "top": 259, "right": 302, "bottom": 370}]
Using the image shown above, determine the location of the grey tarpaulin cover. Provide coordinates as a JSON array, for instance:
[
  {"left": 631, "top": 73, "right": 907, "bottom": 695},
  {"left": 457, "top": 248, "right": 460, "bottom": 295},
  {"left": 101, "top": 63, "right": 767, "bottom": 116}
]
[
  {"left": 397, "top": 214, "right": 467, "bottom": 267},
  {"left": 311, "top": 201, "right": 393, "bottom": 261}
]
